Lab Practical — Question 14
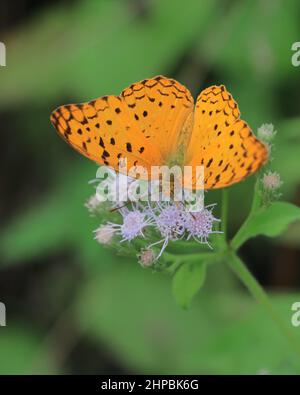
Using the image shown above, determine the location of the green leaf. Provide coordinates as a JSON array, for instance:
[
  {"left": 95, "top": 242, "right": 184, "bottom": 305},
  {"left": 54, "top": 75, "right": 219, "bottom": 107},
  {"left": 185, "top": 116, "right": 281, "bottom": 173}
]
[
  {"left": 232, "top": 202, "right": 300, "bottom": 250},
  {"left": 172, "top": 261, "right": 207, "bottom": 309}
]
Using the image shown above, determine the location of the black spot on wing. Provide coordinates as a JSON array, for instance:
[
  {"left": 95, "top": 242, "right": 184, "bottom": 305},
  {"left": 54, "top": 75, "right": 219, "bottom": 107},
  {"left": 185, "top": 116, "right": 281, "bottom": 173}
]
[{"left": 99, "top": 137, "right": 105, "bottom": 148}]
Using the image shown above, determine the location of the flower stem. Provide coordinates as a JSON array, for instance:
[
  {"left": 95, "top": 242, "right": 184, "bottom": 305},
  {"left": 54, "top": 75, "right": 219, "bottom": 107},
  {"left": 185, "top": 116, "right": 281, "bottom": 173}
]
[
  {"left": 221, "top": 188, "right": 229, "bottom": 241},
  {"left": 230, "top": 176, "right": 261, "bottom": 251},
  {"left": 249, "top": 175, "right": 262, "bottom": 216},
  {"left": 227, "top": 252, "right": 300, "bottom": 359},
  {"left": 164, "top": 251, "right": 218, "bottom": 263}
]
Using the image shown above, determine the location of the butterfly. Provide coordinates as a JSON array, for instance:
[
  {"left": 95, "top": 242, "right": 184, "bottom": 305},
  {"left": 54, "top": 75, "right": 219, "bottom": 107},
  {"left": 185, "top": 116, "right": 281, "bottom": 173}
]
[{"left": 50, "top": 76, "right": 268, "bottom": 189}]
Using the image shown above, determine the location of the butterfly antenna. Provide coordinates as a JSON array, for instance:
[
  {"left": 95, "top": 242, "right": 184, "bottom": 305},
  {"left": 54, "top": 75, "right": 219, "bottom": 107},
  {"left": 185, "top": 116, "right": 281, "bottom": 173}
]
[{"left": 109, "top": 201, "right": 130, "bottom": 213}]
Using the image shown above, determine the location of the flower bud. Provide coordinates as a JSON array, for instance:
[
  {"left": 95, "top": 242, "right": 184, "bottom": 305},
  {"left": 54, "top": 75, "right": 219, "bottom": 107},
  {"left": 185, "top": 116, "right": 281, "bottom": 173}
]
[
  {"left": 138, "top": 248, "right": 155, "bottom": 268},
  {"left": 94, "top": 224, "right": 115, "bottom": 245},
  {"left": 257, "top": 123, "right": 276, "bottom": 144},
  {"left": 262, "top": 171, "right": 282, "bottom": 190},
  {"left": 85, "top": 194, "right": 102, "bottom": 215}
]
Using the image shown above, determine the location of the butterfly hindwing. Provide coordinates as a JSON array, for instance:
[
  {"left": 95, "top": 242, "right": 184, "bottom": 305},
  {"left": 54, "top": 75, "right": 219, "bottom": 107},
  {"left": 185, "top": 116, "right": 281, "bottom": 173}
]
[{"left": 185, "top": 85, "right": 268, "bottom": 189}]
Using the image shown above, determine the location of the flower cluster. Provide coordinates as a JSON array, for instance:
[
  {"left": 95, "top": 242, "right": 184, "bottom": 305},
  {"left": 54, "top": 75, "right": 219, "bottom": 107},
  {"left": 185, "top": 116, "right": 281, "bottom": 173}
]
[
  {"left": 91, "top": 194, "right": 221, "bottom": 266},
  {"left": 256, "top": 123, "right": 283, "bottom": 204}
]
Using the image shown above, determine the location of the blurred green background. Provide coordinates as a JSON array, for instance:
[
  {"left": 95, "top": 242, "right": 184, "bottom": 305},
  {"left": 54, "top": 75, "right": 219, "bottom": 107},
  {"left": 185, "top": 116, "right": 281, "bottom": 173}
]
[{"left": 0, "top": 0, "right": 300, "bottom": 374}]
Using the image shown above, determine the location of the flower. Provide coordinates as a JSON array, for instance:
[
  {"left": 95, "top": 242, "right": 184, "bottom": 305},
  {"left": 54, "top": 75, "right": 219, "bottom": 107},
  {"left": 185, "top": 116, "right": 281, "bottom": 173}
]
[
  {"left": 138, "top": 248, "right": 156, "bottom": 268},
  {"left": 121, "top": 210, "right": 147, "bottom": 240},
  {"left": 94, "top": 224, "right": 115, "bottom": 245},
  {"left": 155, "top": 204, "right": 186, "bottom": 240},
  {"left": 185, "top": 206, "right": 220, "bottom": 246},
  {"left": 146, "top": 203, "right": 186, "bottom": 258},
  {"left": 108, "top": 205, "right": 152, "bottom": 241},
  {"left": 257, "top": 123, "right": 276, "bottom": 143},
  {"left": 262, "top": 171, "right": 282, "bottom": 190},
  {"left": 85, "top": 194, "right": 101, "bottom": 215}
]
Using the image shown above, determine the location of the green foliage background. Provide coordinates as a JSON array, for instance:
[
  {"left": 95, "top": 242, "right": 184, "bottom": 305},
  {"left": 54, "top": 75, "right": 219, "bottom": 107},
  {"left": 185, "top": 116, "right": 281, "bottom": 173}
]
[{"left": 0, "top": 0, "right": 300, "bottom": 374}]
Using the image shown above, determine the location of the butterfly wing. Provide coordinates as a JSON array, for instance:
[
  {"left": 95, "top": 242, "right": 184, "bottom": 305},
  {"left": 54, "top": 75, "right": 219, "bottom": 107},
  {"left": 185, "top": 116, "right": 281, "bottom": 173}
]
[
  {"left": 120, "top": 76, "right": 194, "bottom": 163},
  {"left": 185, "top": 85, "right": 268, "bottom": 189},
  {"left": 50, "top": 76, "right": 194, "bottom": 177}
]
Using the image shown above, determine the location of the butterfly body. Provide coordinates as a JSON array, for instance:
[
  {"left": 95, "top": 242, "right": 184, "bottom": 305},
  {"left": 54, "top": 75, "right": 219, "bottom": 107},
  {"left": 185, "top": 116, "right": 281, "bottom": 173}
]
[{"left": 51, "top": 76, "right": 268, "bottom": 189}]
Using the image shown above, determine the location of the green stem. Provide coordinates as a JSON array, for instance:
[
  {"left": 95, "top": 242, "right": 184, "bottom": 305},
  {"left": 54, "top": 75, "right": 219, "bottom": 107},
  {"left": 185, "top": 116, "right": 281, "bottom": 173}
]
[
  {"left": 230, "top": 176, "right": 261, "bottom": 250},
  {"left": 227, "top": 252, "right": 300, "bottom": 359},
  {"left": 164, "top": 251, "right": 218, "bottom": 264},
  {"left": 221, "top": 188, "right": 229, "bottom": 241}
]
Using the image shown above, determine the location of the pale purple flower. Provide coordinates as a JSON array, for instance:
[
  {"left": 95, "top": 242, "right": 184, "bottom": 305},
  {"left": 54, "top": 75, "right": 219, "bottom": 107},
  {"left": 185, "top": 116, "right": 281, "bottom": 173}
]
[
  {"left": 108, "top": 205, "right": 152, "bottom": 241},
  {"left": 155, "top": 204, "right": 186, "bottom": 240},
  {"left": 148, "top": 203, "right": 186, "bottom": 259},
  {"left": 121, "top": 210, "right": 146, "bottom": 240},
  {"left": 184, "top": 205, "right": 221, "bottom": 247}
]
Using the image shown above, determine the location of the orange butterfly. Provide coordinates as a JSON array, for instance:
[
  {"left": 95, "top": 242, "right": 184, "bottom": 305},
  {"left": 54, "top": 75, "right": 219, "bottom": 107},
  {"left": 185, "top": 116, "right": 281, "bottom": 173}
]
[{"left": 50, "top": 76, "right": 268, "bottom": 189}]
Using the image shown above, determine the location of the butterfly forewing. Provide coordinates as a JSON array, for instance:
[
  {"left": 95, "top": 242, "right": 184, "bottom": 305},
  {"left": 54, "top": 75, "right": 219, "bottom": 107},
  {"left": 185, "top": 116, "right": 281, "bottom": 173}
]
[
  {"left": 50, "top": 76, "right": 193, "bottom": 178},
  {"left": 120, "top": 76, "right": 194, "bottom": 162},
  {"left": 50, "top": 96, "right": 159, "bottom": 176}
]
